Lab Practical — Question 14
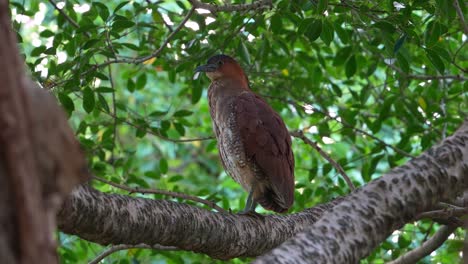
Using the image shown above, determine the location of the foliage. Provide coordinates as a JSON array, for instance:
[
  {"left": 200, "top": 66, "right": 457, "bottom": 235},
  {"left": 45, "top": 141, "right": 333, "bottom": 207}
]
[{"left": 11, "top": 0, "right": 467, "bottom": 263}]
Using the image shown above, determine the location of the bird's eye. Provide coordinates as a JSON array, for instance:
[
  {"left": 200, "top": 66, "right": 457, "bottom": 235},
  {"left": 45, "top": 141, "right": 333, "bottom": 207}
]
[{"left": 217, "top": 60, "right": 224, "bottom": 66}]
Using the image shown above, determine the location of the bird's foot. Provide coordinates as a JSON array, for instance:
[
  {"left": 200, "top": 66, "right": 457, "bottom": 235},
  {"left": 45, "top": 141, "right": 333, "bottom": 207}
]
[{"left": 237, "top": 210, "right": 264, "bottom": 219}]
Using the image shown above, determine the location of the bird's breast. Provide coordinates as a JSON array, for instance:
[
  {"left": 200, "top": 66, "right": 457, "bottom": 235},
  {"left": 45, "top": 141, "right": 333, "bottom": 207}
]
[{"left": 208, "top": 91, "right": 253, "bottom": 190}]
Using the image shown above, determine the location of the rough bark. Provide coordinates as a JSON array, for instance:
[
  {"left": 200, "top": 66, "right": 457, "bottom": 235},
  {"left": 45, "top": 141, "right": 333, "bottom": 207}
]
[
  {"left": 0, "top": 2, "right": 88, "bottom": 263},
  {"left": 57, "top": 185, "right": 342, "bottom": 260},
  {"left": 254, "top": 120, "right": 468, "bottom": 263}
]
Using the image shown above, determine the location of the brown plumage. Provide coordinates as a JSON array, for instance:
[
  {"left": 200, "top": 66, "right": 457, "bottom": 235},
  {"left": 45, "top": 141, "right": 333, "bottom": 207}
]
[{"left": 195, "top": 55, "right": 295, "bottom": 213}]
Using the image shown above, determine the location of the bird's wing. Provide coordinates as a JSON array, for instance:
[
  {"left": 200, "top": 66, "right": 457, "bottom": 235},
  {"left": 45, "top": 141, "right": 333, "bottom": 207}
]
[{"left": 234, "top": 91, "right": 295, "bottom": 209}]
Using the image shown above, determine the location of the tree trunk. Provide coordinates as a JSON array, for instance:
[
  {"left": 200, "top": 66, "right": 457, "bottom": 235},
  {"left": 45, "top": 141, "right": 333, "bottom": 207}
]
[{"left": 0, "top": 2, "right": 88, "bottom": 263}]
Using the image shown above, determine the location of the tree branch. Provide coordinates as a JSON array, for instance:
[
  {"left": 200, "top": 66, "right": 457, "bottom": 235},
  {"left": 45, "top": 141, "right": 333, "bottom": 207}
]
[
  {"left": 57, "top": 184, "right": 343, "bottom": 260},
  {"left": 89, "top": 243, "right": 178, "bottom": 264},
  {"left": 254, "top": 120, "right": 468, "bottom": 263},
  {"left": 453, "top": 0, "right": 468, "bottom": 35},
  {"left": 387, "top": 225, "right": 458, "bottom": 264},
  {"left": 188, "top": 0, "right": 272, "bottom": 14},
  {"left": 48, "top": 0, "right": 80, "bottom": 29},
  {"left": 92, "top": 175, "right": 227, "bottom": 213},
  {"left": 290, "top": 130, "right": 356, "bottom": 191}
]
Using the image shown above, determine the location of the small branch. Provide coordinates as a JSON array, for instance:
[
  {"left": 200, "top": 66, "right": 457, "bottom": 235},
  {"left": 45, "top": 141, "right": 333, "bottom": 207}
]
[
  {"left": 383, "top": 54, "right": 467, "bottom": 81},
  {"left": 92, "top": 175, "right": 227, "bottom": 213},
  {"left": 453, "top": 0, "right": 468, "bottom": 35},
  {"left": 108, "top": 64, "right": 118, "bottom": 160},
  {"left": 416, "top": 207, "right": 468, "bottom": 220},
  {"left": 266, "top": 95, "right": 414, "bottom": 158},
  {"left": 388, "top": 225, "right": 458, "bottom": 264},
  {"left": 188, "top": 0, "right": 272, "bottom": 14},
  {"left": 89, "top": 243, "right": 178, "bottom": 264},
  {"left": 48, "top": 0, "right": 80, "bottom": 29},
  {"left": 290, "top": 130, "right": 356, "bottom": 191},
  {"left": 406, "top": 74, "right": 467, "bottom": 81},
  {"left": 48, "top": 0, "right": 90, "bottom": 38}
]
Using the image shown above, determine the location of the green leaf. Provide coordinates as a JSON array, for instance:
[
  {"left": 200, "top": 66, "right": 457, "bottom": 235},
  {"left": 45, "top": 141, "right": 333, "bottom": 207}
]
[
  {"left": 98, "top": 94, "right": 110, "bottom": 112},
  {"left": 96, "top": 87, "right": 114, "bottom": 93},
  {"left": 152, "top": 10, "right": 164, "bottom": 23},
  {"left": 270, "top": 14, "right": 282, "bottom": 34},
  {"left": 333, "top": 46, "right": 352, "bottom": 66},
  {"left": 317, "top": 0, "right": 328, "bottom": 14},
  {"left": 173, "top": 110, "right": 193, "bottom": 117},
  {"left": 306, "top": 19, "right": 322, "bottom": 42},
  {"left": 127, "top": 78, "right": 135, "bottom": 92},
  {"left": 136, "top": 74, "right": 147, "bottom": 90},
  {"left": 393, "top": 34, "right": 407, "bottom": 54},
  {"left": 58, "top": 93, "right": 74, "bottom": 115},
  {"left": 82, "top": 39, "right": 100, "bottom": 49},
  {"left": 93, "top": 2, "right": 110, "bottom": 21},
  {"left": 173, "top": 122, "right": 185, "bottom": 136},
  {"left": 159, "top": 158, "right": 168, "bottom": 174},
  {"left": 425, "top": 49, "right": 445, "bottom": 73},
  {"left": 425, "top": 20, "right": 447, "bottom": 46},
  {"left": 82, "top": 87, "right": 95, "bottom": 113},
  {"left": 320, "top": 19, "right": 334, "bottom": 46},
  {"left": 31, "top": 46, "right": 46, "bottom": 57},
  {"left": 238, "top": 41, "right": 251, "bottom": 65},
  {"left": 113, "top": 1, "right": 130, "bottom": 13},
  {"left": 40, "top": 30, "right": 54, "bottom": 38},
  {"left": 374, "top": 21, "right": 396, "bottom": 34},
  {"left": 112, "top": 19, "right": 135, "bottom": 31},
  {"left": 191, "top": 83, "right": 202, "bottom": 104},
  {"left": 345, "top": 55, "right": 357, "bottom": 78}
]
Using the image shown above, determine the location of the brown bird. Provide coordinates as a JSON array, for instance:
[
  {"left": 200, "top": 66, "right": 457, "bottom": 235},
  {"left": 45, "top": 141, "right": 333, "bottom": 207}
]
[{"left": 195, "top": 55, "right": 295, "bottom": 213}]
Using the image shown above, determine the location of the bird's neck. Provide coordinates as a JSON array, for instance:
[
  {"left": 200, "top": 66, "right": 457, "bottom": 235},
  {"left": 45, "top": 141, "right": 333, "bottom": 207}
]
[{"left": 208, "top": 78, "right": 250, "bottom": 107}]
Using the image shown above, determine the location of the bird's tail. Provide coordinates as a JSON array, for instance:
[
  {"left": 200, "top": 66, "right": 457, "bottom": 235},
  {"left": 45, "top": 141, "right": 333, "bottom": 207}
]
[{"left": 257, "top": 187, "right": 292, "bottom": 213}]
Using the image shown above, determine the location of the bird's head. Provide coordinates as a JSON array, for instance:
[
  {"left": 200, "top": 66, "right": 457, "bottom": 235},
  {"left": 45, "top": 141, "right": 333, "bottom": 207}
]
[{"left": 195, "top": 55, "right": 249, "bottom": 87}]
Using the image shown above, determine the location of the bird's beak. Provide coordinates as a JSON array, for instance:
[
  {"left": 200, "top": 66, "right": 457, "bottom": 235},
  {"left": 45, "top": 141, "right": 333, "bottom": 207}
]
[{"left": 195, "top": 63, "right": 217, "bottom": 73}]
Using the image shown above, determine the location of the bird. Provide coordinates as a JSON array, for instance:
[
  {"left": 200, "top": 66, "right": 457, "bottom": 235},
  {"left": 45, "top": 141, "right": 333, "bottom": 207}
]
[{"left": 195, "top": 54, "right": 295, "bottom": 213}]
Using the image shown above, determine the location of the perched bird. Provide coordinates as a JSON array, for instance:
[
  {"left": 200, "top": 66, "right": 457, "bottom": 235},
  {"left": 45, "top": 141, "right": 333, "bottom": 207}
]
[{"left": 195, "top": 55, "right": 295, "bottom": 213}]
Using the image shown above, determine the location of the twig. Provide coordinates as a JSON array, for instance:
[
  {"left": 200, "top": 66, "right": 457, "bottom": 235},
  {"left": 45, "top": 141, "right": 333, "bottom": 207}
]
[
  {"left": 89, "top": 243, "right": 178, "bottom": 264},
  {"left": 387, "top": 225, "right": 458, "bottom": 264},
  {"left": 416, "top": 207, "right": 468, "bottom": 220},
  {"left": 48, "top": 0, "right": 90, "bottom": 38},
  {"left": 290, "top": 130, "right": 356, "bottom": 191},
  {"left": 92, "top": 175, "right": 227, "bottom": 213},
  {"left": 108, "top": 64, "right": 118, "bottom": 160},
  {"left": 453, "top": 0, "right": 468, "bottom": 35},
  {"left": 48, "top": 0, "right": 79, "bottom": 29},
  {"left": 188, "top": 0, "right": 272, "bottom": 14},
  {"left": 48, "top": 6, "right": 195, "bottom": 89},
  {"left": 73, "top": 90, "right": 214, "bottom": 143},
  {"left": 102, "top": 6, "right": 195, "bottom": 67},
  {"left": 406, "top": 74, "right": 467, "bottom": 81},
  {"left": 266, "top": 95, "right": 414, "bottom": 158}
]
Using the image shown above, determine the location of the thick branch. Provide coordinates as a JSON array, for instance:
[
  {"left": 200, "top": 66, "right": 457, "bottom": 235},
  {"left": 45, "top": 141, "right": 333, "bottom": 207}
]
[
  {"left": 57, "top": 185, "right": 342, "bottom": 260},
  {"left": 388, "top": 225, "right": 457, "bottom": 264},
  {"left": 255, "top": 121, "right": 468, "bottom": 263}
]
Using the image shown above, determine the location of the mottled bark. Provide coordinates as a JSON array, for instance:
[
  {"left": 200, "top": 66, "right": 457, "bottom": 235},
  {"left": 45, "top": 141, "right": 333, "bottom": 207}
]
[
  {"left": 57, "top": 185, "right": 342, "bottom": 259},
  {"left": 0, "top": 2, "right": 88, "bottom": 263},
  {"left": 255, "top": 121, "right": 468, "bottom": 263}
]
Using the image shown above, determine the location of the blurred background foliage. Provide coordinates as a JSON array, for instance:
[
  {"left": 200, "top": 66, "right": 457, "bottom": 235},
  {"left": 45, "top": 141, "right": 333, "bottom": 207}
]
[{"left": 10, "top": 0, "right": 467, "bottom": 263}]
